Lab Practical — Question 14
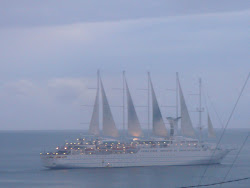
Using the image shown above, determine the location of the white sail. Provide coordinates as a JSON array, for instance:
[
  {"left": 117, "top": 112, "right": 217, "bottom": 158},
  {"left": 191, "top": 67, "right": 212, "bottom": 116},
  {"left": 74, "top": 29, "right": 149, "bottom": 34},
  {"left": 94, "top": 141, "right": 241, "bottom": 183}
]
[
  {"left": 125, "top": 79, "right": 143, "bottom": 137},
  {"left": 149, "top": 76, "right": 167, "bottom": 137},
  {"left": 178, "top": 79, "right": 196, "bottom": 137},
  {"left": 208, "top": 113, "right": 216, "bottom": 138},
  {"left": 100, "top": 79, "right": 119, "bottom": 137},
  {"left": 88, "top": 83, "right": 100, "bottom": 136}
]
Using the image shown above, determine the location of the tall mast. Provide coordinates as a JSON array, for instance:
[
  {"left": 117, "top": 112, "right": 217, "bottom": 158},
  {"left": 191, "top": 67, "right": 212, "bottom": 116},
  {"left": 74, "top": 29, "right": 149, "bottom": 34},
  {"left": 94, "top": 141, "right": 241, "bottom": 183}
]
[
  {"left": 178, "top": 76, "right": 196, "bottom": 137},
  {"left": 126, "top": 76, "right": 144, "bottom": 137},
  {"left": 97, "top": 70, "right": 100, "bottom": 89},
  {"left": 176, "top": 73, "right": 179, "bottom": 118},
  {"left": 147, "top": 72, "right": 150, "bottom": 138},
  {"left": 123, "top": 71, "right": 125, "bottom": 139},
  {"left": 88, "top": 70, "right": 100, "bottom": 136},
  {"left": 100, "top": 77, "right": 119, "bottom": 137},
  {"left": 198, "top": 78, "right": 203, "bottom": 141},
  {"left": 176, "top": 72, "right": 179, "bottom": 134},
  {"left": 97, "top": 70, "right": 100, "bottom": 132}
]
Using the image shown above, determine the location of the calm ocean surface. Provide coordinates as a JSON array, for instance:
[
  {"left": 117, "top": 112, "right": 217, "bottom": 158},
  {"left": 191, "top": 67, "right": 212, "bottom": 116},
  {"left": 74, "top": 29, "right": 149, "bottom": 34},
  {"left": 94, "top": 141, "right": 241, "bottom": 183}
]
[{"left": 0, "top": 129, "right": 249, "bottom": 188}]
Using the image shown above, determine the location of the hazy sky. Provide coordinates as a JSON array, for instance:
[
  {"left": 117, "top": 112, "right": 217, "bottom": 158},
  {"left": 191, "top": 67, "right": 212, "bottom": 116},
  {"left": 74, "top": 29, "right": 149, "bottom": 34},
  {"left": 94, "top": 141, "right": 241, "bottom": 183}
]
[{"left": 0, "top": 1, "right": 249, "bottom": 130}]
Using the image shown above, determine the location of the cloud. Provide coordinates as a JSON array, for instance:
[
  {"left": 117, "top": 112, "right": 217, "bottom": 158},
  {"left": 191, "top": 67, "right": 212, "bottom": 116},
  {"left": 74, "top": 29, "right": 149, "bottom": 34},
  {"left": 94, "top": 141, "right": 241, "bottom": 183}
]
[
  {"left": 0, "top": 78, "right": 97, "bottom": 130},
  {"left": 1, "top": 0, "right": 249, "bottom": 27},
  {"left": 0, "top": 72, "right": 249, "bottom": 130},
  {"left": 0, "top": 9, "right": 249, "bottom": 73},
  {"left": 0, "top": 78, "right": 95, "bottom": 104},
  {"left": 0, "top": 9, "right": 249, "bottom": 130},
  {"left": 1, "top": 80, "right": 38, "bottom": 97},
  {"left": 47, "top": 78, "right": 92, "bottom": 104}
]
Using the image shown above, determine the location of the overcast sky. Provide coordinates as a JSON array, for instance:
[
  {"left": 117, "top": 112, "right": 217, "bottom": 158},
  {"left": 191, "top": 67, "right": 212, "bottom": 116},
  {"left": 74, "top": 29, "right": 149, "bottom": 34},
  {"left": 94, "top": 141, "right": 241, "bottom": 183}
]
[{"left": 0, "top": 0, "right": 249, "bottom": 130}]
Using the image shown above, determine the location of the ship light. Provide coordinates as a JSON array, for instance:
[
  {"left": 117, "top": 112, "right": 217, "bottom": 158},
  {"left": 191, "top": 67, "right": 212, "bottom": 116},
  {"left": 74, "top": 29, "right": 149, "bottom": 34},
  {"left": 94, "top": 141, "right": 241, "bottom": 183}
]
[
  {"left": 74, "top": 143, "right": 76, "bottom": 144},
  {"left": 70, "top": 143, "right": 73, "bottom": 144},
  {"left": 66, "top": 143, "right": 68, "bottom": 145},
  {"left": 77, "top": 138, "right": 79, "bottom": 141},
  {"left": 40, "top": 153, "right": 42, "bottom": 155},
  {"left": 133, "top": 138, "right": 139, "bottom": 141},
  {"left": 64, "top": 147, "right": 67, "bottom": 150},
  {"left": 47, "top": 153, "right": 49, "bottom": 155},
  {"left": 63, "top": 153, "right": 66, "bottom": 155},
  {"left": 78, "top": 148, "right": 80, "bottom": 150},
  {"left": 70, "top": 148, "right": 73, "bottom": 149},
  {"left": 78, "top": 143, "right": 81, "bottom": 145},
  {"left": 86, "top": 143, "right": 88, "bottom": 145},
  {"left": 56, "top": 153, "right": 58, "bottom": 155},
  {"left": 164, "top": 142, "right": 166, "bottom": 144},
  {"left": 56, "top": 147, "right": 59, "bottom": 150}
]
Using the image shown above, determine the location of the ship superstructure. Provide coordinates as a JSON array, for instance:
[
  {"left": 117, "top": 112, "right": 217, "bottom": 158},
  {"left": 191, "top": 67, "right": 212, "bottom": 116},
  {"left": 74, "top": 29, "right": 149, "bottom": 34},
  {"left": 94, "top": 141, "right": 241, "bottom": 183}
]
[{"left": 41, "top": 71, "right": 230, "bottom": 168}]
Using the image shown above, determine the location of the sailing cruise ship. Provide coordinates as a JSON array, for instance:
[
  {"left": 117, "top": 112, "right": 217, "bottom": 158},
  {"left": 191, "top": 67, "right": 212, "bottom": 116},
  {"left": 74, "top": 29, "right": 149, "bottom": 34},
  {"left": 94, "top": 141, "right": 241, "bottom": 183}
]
[{"left": 41, "top": 72, "right": 230, "bottom": 168}]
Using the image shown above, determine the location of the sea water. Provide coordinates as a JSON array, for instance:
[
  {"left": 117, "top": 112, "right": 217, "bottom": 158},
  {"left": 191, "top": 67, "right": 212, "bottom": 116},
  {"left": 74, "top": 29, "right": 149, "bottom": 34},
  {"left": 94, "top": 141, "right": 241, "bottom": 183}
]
[{"left": 0, "top": 129, "right": 249, "bottom": 188}]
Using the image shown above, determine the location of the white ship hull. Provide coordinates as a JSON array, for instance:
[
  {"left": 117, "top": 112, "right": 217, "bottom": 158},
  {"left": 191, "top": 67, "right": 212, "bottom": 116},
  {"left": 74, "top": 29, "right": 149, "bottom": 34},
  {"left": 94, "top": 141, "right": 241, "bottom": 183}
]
[{"left": 41, "top": 148, "right": 230, "bottom": 169}]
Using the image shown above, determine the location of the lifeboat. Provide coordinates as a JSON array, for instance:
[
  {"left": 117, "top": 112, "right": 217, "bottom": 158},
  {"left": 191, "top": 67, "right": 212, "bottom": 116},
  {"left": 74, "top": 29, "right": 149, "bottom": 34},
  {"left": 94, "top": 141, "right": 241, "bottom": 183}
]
[
  {"left": 85, "top": 148, "right": 95, "bottom": 152},
  {"left": 112, "top": 148, "right": 123, "bottom": 151}
]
